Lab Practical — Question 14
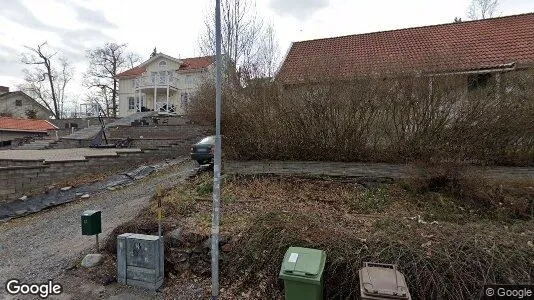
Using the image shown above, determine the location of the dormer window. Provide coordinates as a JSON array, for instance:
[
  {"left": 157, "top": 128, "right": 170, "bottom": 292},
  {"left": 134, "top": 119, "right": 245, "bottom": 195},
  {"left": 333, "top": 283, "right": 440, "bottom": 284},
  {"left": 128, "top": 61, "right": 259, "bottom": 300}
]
[{"left": 159, "top": 60, "right": 167, "bottom": 67}]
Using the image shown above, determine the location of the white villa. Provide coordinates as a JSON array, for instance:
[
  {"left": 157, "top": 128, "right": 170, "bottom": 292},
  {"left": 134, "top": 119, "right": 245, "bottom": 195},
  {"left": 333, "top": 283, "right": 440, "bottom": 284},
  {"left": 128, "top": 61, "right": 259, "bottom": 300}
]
[{"left": 117, "top": 52, "right": 215, "bottom": 117}]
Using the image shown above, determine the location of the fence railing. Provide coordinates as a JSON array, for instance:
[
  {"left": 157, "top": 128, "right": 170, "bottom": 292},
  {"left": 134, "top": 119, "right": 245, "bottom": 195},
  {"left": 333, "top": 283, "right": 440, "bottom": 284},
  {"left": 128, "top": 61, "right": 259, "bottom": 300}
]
[{"left": 134, "top": 75, "right": 178, "bottom": 88}]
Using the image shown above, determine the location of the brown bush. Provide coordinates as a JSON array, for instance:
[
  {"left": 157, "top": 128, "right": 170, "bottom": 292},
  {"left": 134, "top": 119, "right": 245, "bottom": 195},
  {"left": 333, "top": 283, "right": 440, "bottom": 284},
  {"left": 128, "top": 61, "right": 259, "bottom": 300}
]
[
  {"left": 403, "top": 162, "right": 533, "bottom": 219},
  {"left": 187, "top": 69, "right": 534, "bottom": 166},
  {"left": 222, "top": 210, "right": 534, "bottom": 300}
]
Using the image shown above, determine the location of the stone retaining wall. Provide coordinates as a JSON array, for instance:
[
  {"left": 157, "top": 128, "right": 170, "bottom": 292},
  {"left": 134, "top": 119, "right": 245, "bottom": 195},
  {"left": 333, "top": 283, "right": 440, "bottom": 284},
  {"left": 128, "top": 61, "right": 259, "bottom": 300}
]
[
  {"left": 53, "top": 124, "right": 211, "bottom": 149},
  {"left": 0, "top": 146, "right": 189, "bottom": 203},
  {"left": 107, "top": 124, "right": 211, "bottom": 141}
]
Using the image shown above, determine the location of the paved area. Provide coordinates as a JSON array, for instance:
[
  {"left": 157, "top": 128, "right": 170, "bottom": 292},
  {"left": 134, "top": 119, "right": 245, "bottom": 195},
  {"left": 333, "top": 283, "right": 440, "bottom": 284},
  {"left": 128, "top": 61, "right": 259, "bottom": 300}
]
[
  {"left": 0, "top": 148, "right": 142, "bottom": 162},
  {"left": 224, "top": 160, "right": 534, "bottom": 182},
  {"left": 0, "top": 159, "right": 194, "bottom": 299}
]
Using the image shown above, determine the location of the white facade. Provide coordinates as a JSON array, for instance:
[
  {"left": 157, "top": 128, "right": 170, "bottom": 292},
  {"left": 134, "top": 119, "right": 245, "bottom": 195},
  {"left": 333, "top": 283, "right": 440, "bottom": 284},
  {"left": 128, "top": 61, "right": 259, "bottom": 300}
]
[{"left": 118, "top": 53, "right": 214, "bottom": 117}]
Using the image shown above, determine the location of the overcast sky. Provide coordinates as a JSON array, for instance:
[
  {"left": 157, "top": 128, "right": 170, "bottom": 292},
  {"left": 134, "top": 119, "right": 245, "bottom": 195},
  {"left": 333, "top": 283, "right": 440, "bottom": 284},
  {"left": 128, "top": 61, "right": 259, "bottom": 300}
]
[{"left": 1, "top": 0, "right": 533, "bottom": 104}]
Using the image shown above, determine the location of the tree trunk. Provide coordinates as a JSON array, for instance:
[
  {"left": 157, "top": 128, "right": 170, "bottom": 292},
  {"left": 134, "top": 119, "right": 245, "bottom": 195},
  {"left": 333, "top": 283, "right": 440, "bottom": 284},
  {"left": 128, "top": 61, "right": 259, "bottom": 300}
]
[
  {"left": 45, "top": 57, "right": 60, "bottom": 119},
  {"left": 112, "top": 79, "right": 117, "bottom": 117}
]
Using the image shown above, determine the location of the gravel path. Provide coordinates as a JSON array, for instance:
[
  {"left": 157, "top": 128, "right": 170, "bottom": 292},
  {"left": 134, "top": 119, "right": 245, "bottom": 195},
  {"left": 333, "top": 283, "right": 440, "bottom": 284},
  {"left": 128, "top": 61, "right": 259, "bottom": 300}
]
[{"left": 0, "top": 159, "right": 194, "bottom": 298}]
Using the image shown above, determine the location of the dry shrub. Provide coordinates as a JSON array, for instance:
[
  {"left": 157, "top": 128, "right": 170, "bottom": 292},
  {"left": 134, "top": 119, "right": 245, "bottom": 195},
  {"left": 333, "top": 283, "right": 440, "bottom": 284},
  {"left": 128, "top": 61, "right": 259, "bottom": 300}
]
[
  {"left": 403, "top": 162, "right": 533, "bottom": 220},
  {"left": 222, "top": 211, "right": 534, "bottom": 300},
  {"left": 103, "top": 218, "right": 160, "bottom": 254},
  {"left": 188, "top": 69, "right": 534, "bottom": 165}
]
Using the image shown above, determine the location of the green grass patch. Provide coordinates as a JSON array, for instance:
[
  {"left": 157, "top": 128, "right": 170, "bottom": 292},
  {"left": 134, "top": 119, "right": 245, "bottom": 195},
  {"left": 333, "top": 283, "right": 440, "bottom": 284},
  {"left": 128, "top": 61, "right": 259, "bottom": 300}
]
[{"left": 347, "top": 186, "right": 390, "bottom": 213}]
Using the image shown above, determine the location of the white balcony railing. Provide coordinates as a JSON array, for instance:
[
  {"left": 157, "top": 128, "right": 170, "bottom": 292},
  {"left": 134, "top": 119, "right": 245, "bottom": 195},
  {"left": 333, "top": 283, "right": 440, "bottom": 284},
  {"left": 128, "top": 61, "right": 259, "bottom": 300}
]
[{"left": 134, "top": 75, "right": 178, "bottom": 89}]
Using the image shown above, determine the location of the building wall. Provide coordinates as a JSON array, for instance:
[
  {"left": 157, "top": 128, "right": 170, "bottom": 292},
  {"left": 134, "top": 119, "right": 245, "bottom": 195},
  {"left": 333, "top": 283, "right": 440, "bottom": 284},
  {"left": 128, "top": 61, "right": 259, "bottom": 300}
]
[
  {"left": 118, "top": 56, "right": 215, "bottom": 117},
  {"left": 0, "top": 149, "right": 175, "bottom": 203},
  {"left": 0, "top": 93, "right": 51, "bottom": 119}
]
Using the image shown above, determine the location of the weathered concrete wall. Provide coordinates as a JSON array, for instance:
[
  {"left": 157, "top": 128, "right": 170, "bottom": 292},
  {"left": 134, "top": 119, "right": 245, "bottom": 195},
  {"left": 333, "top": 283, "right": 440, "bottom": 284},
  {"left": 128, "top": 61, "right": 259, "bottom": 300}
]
[
  {"left": 105, "top": 124, "right": 212, "bottom": 150},
  {"left": 50, "top": 117, "right": 118, "bottom": 130},
  {"left": 108, "top": 124, "right": 211, "bottom": 140},
  {"left": 0, "top": 131, "right": 46, "bottom": 144},
  {"left": 0, "top": 146, "right": 189, "bottom": 203}
]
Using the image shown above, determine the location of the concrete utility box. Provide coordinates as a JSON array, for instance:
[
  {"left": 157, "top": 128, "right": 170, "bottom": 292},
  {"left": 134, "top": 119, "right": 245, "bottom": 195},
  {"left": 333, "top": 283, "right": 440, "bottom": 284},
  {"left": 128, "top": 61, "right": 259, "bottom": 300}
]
[
  {"left": 359, "top": 262, "right": 411, "bottom": 300},
  {"left": 81, "top": 210, "right": 101, "bottom": 235},
  {"left": 279, "top": 247, "right": 326, "bottom": 300},
  {"left": 117, "top": 233, "right": 164, "bottom": 291}
]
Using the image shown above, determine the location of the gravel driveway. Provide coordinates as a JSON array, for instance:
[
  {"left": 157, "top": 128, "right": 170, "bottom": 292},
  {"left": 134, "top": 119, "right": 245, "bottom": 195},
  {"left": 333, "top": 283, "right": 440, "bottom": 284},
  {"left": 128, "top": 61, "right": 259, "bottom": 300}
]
[{"left": 0, "top": 159, "right": 195, "bottom": 299}]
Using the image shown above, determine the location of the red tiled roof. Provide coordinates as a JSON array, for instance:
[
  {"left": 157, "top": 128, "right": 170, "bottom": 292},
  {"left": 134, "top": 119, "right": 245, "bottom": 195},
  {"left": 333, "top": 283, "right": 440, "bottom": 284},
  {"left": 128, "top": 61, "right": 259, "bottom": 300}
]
[
  {"left": 277, "top": 13, "right": 534, "bottom": 84},
  {"left": 178, "top": 55, "right": 215, "bottom": 71},
  {"left": 116, "top": 55, "right": 215, "bottom": 78},
  {"left": 0, "top": 117, "right": 58, "bottom": 132},
  {"left": 116, "top": 66, "right": 146, "bottom": 78}
]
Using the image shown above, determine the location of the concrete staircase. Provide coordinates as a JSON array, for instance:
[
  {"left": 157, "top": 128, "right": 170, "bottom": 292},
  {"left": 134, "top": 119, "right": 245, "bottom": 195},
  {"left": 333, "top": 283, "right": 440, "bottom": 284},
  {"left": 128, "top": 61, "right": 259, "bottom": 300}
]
[
  {"left": 16, "top": 139, "right": 58, "bottom": 150},
  {"left": 61, "top": 112, "right": 158, "bottom": 141},
  {"left": 106, "top": 111, "right": 157, "bottom": 127},
  {"left": 62, "top": 125, "right": 103, "bottom": 140}
]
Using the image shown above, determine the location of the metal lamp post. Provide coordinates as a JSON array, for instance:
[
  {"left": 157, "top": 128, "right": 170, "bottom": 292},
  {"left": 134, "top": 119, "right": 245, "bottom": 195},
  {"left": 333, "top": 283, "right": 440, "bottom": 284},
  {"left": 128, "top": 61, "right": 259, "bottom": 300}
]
[{"left": 211, "top": 0, "right": 223, "bottom": 299}]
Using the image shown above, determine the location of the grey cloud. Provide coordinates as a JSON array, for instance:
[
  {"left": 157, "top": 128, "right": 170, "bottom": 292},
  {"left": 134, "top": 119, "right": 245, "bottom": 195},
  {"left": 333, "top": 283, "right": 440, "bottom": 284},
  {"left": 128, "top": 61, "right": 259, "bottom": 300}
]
[
  {"left": 269, "top": 0, "right": 329, "bottom": 20},
  {"left": 0, "top": 45, "right": 25, "bottom": 78},
  {"left": 0, "top": 0, "right": 57, "bottom": 31},
  {"left": 0, "top": 0, "right": 117, "bottom": 70},
  {"left": 60, "top": 28, "right": 114, "bottom": 61},
  {"left": 58, "top": 0, "right": 117, "bottom": 28}
]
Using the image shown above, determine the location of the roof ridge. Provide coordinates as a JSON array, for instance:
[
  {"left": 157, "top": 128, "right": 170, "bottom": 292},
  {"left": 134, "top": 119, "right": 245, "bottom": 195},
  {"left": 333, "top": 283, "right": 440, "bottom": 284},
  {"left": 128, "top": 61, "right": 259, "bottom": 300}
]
[
  {"left": 293, "top": 12, "right": 534, "bottom": 44},
  {"left": 182, "top": 54, "right": 216, "bottom": 60},
  {"left": 117, "top": 54, "right": 216, "bottom": 76}
]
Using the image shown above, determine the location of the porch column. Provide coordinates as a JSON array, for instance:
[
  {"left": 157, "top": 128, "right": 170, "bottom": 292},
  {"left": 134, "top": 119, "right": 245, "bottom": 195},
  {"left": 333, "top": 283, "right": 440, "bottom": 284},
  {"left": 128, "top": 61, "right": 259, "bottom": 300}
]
[
  {"left": 154, "top": 86, "right": 157, "bottom": 111},
  {"left": 166, "top": 85, "right": 170, "bottom": 113},
  {"left": 138, "top": 89, "right": 141, "bottom": 111}
]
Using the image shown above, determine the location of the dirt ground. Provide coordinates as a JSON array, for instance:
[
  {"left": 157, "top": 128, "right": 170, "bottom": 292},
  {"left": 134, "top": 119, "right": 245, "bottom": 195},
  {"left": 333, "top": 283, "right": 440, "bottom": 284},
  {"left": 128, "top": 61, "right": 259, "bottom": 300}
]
[
  {"left": 2, "top": 160, "right": 532, "bottom": 299},
  {"left": 93, "top": 171, "right": 533, "bottom": 299},
  {"left": 0, "top": 159, "right": 196, "bottom": 300}
]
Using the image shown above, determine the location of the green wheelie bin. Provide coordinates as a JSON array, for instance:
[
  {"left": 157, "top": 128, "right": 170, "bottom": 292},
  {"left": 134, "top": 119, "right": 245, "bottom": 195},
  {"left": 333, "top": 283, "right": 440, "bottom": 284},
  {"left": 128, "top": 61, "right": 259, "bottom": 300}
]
[{"left": 279, "top": 247, "right": 326, "bottom": 300}]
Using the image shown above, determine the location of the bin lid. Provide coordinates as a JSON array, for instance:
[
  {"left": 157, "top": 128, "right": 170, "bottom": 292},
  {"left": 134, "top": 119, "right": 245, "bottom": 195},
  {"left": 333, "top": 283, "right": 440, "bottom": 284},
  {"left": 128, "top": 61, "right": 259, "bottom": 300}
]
[
  {"left": 82, "top": 210, "right": 100, "bottom": 216},
  {"left": 279, "top": 247, "right": 326, "bottom": 284},
  {"left": 359, "top": 263, "right": 410, "bottom": 299}
]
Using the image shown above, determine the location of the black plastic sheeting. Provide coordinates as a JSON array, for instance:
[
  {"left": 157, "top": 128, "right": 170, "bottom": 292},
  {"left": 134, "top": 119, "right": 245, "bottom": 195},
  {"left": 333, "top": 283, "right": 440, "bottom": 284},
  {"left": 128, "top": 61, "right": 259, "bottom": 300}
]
[{"left": 0, "top": 165, "right": 156, "bottom": 222}]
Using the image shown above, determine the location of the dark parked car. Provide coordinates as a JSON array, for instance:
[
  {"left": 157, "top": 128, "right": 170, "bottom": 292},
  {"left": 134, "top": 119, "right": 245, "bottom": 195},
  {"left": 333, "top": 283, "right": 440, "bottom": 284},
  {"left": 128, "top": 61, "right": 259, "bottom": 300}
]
[{"left": 191, "top": 136, "right": 215, "bottom": 165}]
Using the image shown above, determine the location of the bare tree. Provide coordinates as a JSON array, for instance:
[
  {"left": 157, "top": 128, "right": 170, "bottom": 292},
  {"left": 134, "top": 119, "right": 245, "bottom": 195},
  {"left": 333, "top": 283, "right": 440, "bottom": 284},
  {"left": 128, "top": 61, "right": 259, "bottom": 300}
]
[
  {"left": 198, "top": 0, "right": 280, "bottom": 80},
  {"left": 126, "top": 52, "right": 141, "bottom": 69},
  {"left": 19, "top": 42, "right": 73, "bottom": 119},
  {"left": 84, "top": 43, "right": 140, "bottom": 117},
  {"left": 467, "top": 0, "right": 499, "bottom": 20},
  {"left": 56, "top": 57, "right": 74, "bottom": 119},
  {"left": 257, "top": 24, "right": 280, "bottom": 78}
]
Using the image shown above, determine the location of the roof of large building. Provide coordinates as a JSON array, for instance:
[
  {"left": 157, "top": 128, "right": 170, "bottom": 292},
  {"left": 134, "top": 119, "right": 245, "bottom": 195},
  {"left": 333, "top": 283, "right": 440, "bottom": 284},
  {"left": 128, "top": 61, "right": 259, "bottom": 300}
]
[
  {"left": 178, "top": 56, "right": 216, "bottom": 72},
  {"left": 0, "top": 117, "right": 58, "bottom": 133},
  {"left": 116, "top": 54, "right": 215, "bottom": 78},
  {"left": 276, "top": 13, "right": 534, "bottom": 84}
]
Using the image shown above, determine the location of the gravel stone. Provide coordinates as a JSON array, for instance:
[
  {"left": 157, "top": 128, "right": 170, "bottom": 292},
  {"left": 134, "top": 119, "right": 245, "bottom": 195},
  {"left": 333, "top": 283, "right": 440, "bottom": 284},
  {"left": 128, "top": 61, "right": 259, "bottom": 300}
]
[
  {"left": 81, "top": 254, "right": 104, "bottom": 268},
  {"left": 0, "top": 158, "right": 193, "bottom": 297}
]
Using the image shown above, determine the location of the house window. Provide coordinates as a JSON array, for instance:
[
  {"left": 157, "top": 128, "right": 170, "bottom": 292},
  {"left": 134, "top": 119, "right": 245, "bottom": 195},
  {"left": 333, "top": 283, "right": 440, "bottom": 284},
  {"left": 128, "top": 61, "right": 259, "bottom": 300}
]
[
  {"left": 159, "top": 60, "right": 167, "bottom": 67},
  {"left": 468, "top": 73, "right": 492, "bottom": 91},
  {"left": 15, "top": 99, "right": 22, "bottom": 106},
  {"left": 128, "top": 97, "right": 135, "bottom": 110}
]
